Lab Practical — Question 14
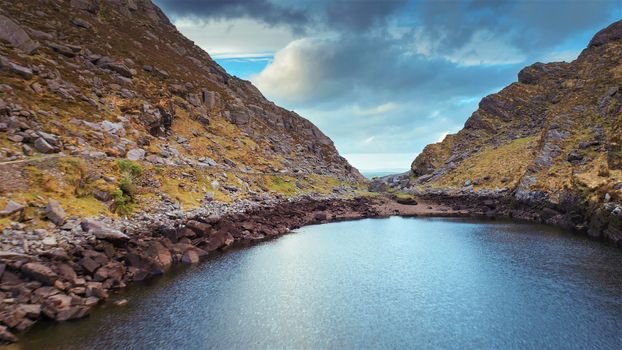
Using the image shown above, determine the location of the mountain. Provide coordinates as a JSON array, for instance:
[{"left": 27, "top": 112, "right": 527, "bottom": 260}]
[
  {"left": 397, "top": 20, "right": 622, "bottom": 242},
  {"left": 0, "top": 0, "right": 363, "bottom": 224}
]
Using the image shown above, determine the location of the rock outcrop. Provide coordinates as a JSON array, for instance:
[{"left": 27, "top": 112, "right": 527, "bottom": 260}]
[
  {"left": 0, "top": 0, "right": 364, "bottom": 226},
  {"left": 397, "top": 19, "right": 622, "bottom": 243}
]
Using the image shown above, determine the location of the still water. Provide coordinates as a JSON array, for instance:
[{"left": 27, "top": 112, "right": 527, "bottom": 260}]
[{"left": 15, "top": 217, "right": 622, "bottom": 349}]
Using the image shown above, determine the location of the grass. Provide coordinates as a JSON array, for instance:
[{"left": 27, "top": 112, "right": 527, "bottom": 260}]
[{"left": 435, "top": 136, "right": 538, "bottom": 189}]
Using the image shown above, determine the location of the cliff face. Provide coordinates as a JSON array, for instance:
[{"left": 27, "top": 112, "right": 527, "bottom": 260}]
[
  {"left": 0, "top": 0, "right": 363, "bottom": 222},
  {"left": 405, "top": 20, "right": 622, "bottom": 240}
]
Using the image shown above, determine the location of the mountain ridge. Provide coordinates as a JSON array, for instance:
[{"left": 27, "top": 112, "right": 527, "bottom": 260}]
[
  {"left": 382, "top": 19, "right": 622, "bottom": 243},
  {"left": 0, "top": 0, "right": 364, "bottom": 225}
]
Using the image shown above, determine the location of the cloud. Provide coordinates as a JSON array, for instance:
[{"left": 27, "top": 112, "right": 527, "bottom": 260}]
[
  {"left": 158, "top": 0, "right": 622, "bottom": 170},
  {"left": 155, "top": 0, "right": 309, "bottom": 31},
  {"left": 171, "top": 17, "right": 296, "bottom": 58},
  {"left": 353, "top": 103, "right": 399, "bottom": 116}
]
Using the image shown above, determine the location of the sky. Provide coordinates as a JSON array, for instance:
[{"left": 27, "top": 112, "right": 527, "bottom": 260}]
[{"left": 154, "top": 0, "right": 622, "bottom": 172}]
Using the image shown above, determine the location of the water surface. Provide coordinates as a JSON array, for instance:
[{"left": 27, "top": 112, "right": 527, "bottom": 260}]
[{"left": 17, "top": 217, "right": 622, "bottom": 349}]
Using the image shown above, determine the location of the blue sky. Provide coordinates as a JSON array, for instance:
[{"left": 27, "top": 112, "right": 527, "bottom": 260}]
[{"left": 155, "top": 0, "right": 621, "bottom": 171}]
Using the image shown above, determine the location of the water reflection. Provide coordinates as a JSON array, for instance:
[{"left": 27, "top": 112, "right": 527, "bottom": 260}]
[{"left": 15, "top": 217, "right": 622, "bottom": 349}]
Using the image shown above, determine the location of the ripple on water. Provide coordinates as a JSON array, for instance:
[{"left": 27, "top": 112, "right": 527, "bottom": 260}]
[{"left": 17, "top": 217, "right": 622, "bottom": 349}]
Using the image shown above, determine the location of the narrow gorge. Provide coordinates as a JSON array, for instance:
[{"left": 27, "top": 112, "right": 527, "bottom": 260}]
[{"left": 0, "top": 0, "right": 621, "bottom": 346}]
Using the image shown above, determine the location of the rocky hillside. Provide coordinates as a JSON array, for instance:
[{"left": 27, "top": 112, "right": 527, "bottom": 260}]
[
  {"left": 399, "top": 20, "right": 622, "bottom": 241},
  {"left": 0, "top": 0, "right": 364, "bottom": 226}
]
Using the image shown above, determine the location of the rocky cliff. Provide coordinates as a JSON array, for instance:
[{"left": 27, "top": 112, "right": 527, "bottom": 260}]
[
  {"left": 0, "top": 0, "right": 364, "bottom": 226},
  {"left": 398, "top": 20, "right": 622, "bottom": 242}
]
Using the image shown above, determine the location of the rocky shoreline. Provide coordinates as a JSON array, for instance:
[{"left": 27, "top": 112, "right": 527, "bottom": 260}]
[
  {"left": 0, "top": 194, "right": 389, "bottom": 343},
  {"left": 410, "top": 189, "right": 622, "bottom": 246},
  {"left": 1, "top": 190, "right": 620, "bottom": 343}
]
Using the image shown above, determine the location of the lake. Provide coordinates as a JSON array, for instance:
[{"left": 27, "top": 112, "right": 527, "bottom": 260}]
[{"left": 15, "top": 217, "right": 622, "bottom": 349}]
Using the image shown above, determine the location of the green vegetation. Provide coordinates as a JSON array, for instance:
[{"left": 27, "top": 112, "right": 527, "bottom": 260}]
[
  {"left": 117, "top": 159, "right": 143, "bottom": 177},
  {"left": 113, "top": 160, "right": 143, "bottom": 216}
]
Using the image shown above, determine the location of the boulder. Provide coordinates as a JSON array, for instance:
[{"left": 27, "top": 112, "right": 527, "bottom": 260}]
[
  {"left": 0, "top": 200, "right": 25, "bottom": 221},
  {"left": 21, "top": 262, "right": 58, "bottom": 285},
  {"left": 71, "top": 18, "right": 92, "bottom": 29},
  {"left": 185, "top": 220, "right": 211, "bottom": 236},
  {"left": 93, "top": 261, "right": 124, "bottom": 283},
  {"left": 15, "top": 304, "right": 41, "bottom": 318},
  {"left": 34, "top": 137, "right": 57, "bottom": 153},
  {"left": 48, "top": 42, "right": 77, "bottom": 57},
  {"left": 181, "top": 249, "right": 199, "bottom": 264},
  {"left": 206, "top": 230, "right": 234, "bottom": 252},
  {"left": 126, "top": 148, "right": 145, "bottom": 161},
  {"left": 54, "top": 306, "right": 90, "bottom": 322},
  {"left": 126, "top": 253, "right": 165, "bottom": 279},
  {"left": 85, "top": 282, "right": 108, "bottom": 299},
  {"left": 0, "top": 14, "right": 39, "bottom": 54},
  {"left": 0, "top": 325, "right": 17, "bottom": 343},
  {"left": 0, "top": 55, "right": 33, "bottom": 79},
  {"left": 81, "top": 219, "right": 130, "bottom": 245},
  {"left": 147, "top": 241, "right": 172, "bottom": 269},
  {"left": 98, "top": 61, "right": 133, "bottom": 78},
  {"left": 45, "top": 199, "right": 66, "bottom": 225},
  {"left": 56, "top": 263, "right": 77, "bottom": 283}
]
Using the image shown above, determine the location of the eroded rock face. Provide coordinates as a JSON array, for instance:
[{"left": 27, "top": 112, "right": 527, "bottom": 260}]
[{"left": 407, "top": 19, "right": 622, "bottom": 210}]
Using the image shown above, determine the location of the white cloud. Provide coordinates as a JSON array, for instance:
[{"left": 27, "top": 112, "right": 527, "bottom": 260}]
[
  {"left": 211, "top": 53, "right": 274, "bottom": 60},
  {"left": 250, "top": 38, "right": 324, "bottom": 103},
  {"left": 444, "top": 30, "right": 527, "bottom": 66},
  {"left": 343, "top": 153, "right": 415, "bottom": 172},
  {"left": 172, "top": 17, "right": 296, "bottom": 58},
  {"left": 353, "top": 102, "right": 399, "bottom": 116},
  {"left": 539, "top": 49, "right": 581, "bottom": 63}
]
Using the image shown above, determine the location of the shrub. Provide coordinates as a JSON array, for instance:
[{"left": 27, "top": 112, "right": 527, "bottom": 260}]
[
  {"left": 111, "top": 189, "right": 133, "bottom": 216},
  {"left": 117, "top": 159, "right": 143, "bottom": 177},
  {"left": 113, "top": 160, "right": 143, "bottom": 215}
]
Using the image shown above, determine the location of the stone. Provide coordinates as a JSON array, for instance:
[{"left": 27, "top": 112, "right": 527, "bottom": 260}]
[
  {"left": 55, "top": 305, "right": 90, "bottom": 321},
  {"left": 46, "top": 199, "right": 66, "bottom": 225},
  {"left": 71, "top": 18, "right": 92, "bottom": 29},
  {"left": 80, "top": 257, "right": 100, "bottom": 274},
  {"left": 93, "top": 261, "right": 124, "bottom": 283},
  {"left": 114, "top": 298, "right": 128, "bottom": 306},
  {"left": 0, "top": 55, "right": 33, "bottom": 79},
  {"left": 206, "top": 231, "right": 234, "bottom": 252},
  {"left": 21, "top": 262, "right": 58, "bottom": 285},
  {"left": 0, "top": 200, "right": 25, "bottom": 221},
  {"left": 567, "top": 150, "right": 584, "bottom": 163},
  {"left": 181, "top": 249, "right": 199, "bottom": 264},
  {"left": 16, "top": 304, "right": 41, "bottom": 318},
  {"left": 47, "top": 42, "right": 77, "bottom": 57},
  {"left": 147, "top": 241, "right": 172, "bottom": 269},
  {"left": 81, "top": 219, "right": 130, "bottom": 245},
  {"left": 185, "top": 220, "right": 211, "bottom": 236},
  {"left": 34, "top": 137, "right": 57, "bottom": 153},
  {"left": 98, "top": 61, "right": 133, "bottom": 78},
  {"left": 0, "top": 325, "right": 17, "bottom": 343},
  {"left": 0, "top": 14, "right": 39, "bottom": 54},
  {"left": 85, "top": 282, "right": 108, "bottom": 300},
  {"left": 126, "top": 148, "right": 145, "bottom": 161},
  {"left": 56, "top": 263, "right": 77, "bottom": 283}
]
